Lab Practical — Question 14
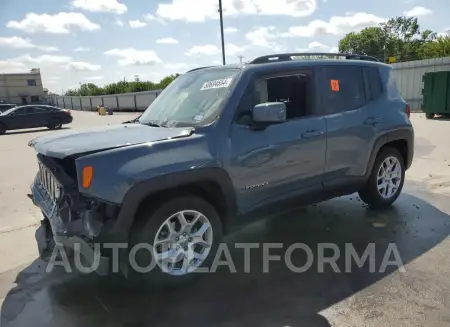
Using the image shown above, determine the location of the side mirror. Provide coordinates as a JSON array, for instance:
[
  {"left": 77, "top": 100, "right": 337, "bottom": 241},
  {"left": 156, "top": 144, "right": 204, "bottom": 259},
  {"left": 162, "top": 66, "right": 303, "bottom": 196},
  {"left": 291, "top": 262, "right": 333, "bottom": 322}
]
[{"left": 252, "top": 102, "right": 286, "bottom": 124}]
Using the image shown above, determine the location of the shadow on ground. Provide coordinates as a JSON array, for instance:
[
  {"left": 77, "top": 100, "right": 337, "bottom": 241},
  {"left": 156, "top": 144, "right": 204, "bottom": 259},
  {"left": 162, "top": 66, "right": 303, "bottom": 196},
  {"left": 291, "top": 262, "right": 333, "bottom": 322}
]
[{"left": 2, "top": 189, "right": 450, "bottom": 327}]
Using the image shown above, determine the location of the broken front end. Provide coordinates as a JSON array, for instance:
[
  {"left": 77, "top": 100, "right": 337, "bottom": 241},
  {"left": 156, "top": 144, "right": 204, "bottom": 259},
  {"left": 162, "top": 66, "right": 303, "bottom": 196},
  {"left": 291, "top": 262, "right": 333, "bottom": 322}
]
[{"left": 30, "top": 154, "right": 117, "bottom": 275}]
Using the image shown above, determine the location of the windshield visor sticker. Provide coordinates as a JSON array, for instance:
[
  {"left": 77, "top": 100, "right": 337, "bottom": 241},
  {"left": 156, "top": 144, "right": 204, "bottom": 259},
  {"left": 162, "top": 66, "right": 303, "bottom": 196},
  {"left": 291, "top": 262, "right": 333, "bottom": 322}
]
[
  {"left": 200, "top": 78, "right": 233, "bottom": 91},
  {"left": 193, "top": 114, "right": 204, "bottom": 121}
]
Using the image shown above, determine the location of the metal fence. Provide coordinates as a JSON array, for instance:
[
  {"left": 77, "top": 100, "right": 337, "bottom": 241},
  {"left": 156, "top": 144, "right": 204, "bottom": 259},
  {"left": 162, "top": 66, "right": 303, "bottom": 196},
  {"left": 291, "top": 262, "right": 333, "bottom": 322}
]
[
  {"left": 47, "top": 56, "right": 450, "bottom": 113},
  {"left": 47, "top": 90, "right": 162, "bottom": 112}
]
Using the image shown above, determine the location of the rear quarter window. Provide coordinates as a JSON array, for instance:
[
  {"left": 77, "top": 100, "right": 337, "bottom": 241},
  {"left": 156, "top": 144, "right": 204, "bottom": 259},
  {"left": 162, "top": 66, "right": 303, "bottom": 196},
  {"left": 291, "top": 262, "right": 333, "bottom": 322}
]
[{"left": 363, "top": 66, "right": 383, "bottom": 101}]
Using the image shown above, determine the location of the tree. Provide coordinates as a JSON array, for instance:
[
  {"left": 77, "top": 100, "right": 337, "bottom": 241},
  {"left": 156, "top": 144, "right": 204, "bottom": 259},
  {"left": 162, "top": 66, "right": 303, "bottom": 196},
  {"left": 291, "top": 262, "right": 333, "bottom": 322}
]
[
  {"left": 420, "top": 36, "right": 450, "bottom": 59},
  {"left": 338, "top": 16, "right": 438, "bottom": 63},
  {"left": 64, "top": 73, "right": 181, "bottom": 96}
]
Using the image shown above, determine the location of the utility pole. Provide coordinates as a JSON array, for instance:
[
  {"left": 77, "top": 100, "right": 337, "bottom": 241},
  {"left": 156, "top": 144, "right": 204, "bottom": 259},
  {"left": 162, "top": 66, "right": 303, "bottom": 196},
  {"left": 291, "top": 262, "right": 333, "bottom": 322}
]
[
  {"left": 237, "top": 55, "right": 244, "bottom": 63},
  {"left": 218, "top": 0, "right": 226, "bottom": 65}
]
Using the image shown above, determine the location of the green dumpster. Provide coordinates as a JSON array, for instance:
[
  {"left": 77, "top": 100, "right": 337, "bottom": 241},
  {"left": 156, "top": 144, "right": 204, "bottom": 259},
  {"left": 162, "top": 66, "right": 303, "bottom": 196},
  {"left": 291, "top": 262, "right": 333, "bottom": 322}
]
[{"left": 422, "top": 71, "right": 450, "bottom": 119}]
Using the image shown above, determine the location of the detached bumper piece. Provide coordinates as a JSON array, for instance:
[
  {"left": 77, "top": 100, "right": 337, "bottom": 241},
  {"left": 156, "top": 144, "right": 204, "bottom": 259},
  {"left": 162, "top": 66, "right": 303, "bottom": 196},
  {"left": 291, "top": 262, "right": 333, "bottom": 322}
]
[{"left": 30, "top": 164, "right": 111, "bottom": 275}]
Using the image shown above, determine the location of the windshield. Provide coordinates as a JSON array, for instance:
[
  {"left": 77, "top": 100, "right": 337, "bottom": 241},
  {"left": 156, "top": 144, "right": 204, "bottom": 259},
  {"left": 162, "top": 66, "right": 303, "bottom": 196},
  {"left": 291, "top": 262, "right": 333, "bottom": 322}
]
[{"left": 138, "top": 68, "right": 239, "bottom": 127}]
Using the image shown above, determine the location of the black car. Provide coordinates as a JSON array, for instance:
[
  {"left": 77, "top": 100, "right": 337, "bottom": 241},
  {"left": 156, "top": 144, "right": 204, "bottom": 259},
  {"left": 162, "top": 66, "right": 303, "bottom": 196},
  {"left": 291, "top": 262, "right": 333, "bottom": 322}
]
[
  {"left": 0, "top": 104, "right": 17, "bottom": 113},
  {"left": 0, "top": 105, "right": 73, "bottom": 135}
]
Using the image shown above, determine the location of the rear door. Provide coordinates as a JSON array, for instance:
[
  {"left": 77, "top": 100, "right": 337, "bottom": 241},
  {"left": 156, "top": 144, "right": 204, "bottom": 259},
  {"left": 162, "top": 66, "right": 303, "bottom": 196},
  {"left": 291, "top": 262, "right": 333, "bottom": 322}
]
[{"left": 320, "top": 64, "right": 380, "bottom": 187}]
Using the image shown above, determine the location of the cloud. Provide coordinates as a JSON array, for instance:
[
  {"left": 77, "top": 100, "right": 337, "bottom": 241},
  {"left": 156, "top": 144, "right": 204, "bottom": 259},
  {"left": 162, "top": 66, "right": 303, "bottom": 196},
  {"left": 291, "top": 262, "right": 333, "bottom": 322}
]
[
  {"left": 246, "top": 26, "right": 277, "bottom": 47},
  {"left": 38, "top": 46, "right": 59, "bottom": 52},
  {"left": 116, "top": 19, "right": 124, "bottom": 26},
  {"left": 186, "top": 43, "right": 245, "bottom": 56},
  {"left": 224, "top": 27, "right": 238, "bottom": 33},
  {"left": 156, "top": 37, "right": 178, "bottom": 44},
  {"left": 7, "top": 12, "right": 100, "bottom": 34},
  {"left": 69, "top": 61, "right": 101, "bottom": 71},
  {"left": 282, "top": 12, "right": 385, "bottom": 37},
  {"left": 226, "top": 43, "right": 246, "bottom": 56},
  {"left": 129, "top": 20, "right": 147, "bottom": 28},
  {"left": 0, "top": 36, "right": 59, "bottom": 52},
  {"left": 0, "top": 36, "right": 35, "bottom": 48},
  {"left": 74, "top": 47, "right": 90, "bottom": 52},
  {"left": 144, "top": 13, "right": 166, "bottom": 24},
  {"left": 155, "top": 0, "right": 316, "bottom": 22},
  {"left": 71, "top": 0, "right": 127, "bottom": 14},
  {"left": 85, "top": 76, "right": 104, "bottom": 80},
  {"left": 297, "top": 41, "right": 336, "bottom": 52},
  {"left": 104, "top": 48, "right": 163, "bottom": 66},
  {"left": 186, "top": 45, "right": 221, "bottom": 56},
  {"left": 0, "top": 59, "right": 28, "bottom": 73},
  {"left": 404, "top": 6, "right": 432, "bottom": 17},
  {"left": 165, "top": 63, "right": 189, "bottom": 69}
]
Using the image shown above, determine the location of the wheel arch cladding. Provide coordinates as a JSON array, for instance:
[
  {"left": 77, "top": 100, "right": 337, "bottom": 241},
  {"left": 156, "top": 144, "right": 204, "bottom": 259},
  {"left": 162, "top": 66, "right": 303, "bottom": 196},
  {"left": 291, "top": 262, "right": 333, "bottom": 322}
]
[
  {"left": 366, "top": 129, "right": 414, "bottom": 179},
  {"left": 112, "top": 167, "right": 237, "bottom": 240}
]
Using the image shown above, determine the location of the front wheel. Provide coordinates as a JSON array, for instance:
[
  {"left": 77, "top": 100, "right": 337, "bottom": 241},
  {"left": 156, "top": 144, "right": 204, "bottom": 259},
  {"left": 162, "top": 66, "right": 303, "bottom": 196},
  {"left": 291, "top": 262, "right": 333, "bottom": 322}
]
[
  {"left": 0, "top": 123, "right": 6, "bottom": 135},
  {"left": 129, "top": 196, "right": 222, "bottom": 286},
  {"left": 358, "top": 147, "right": 405, "bottom": 209},
  {"left": 47, "top": 119, "right": 62, "bottom": 130},
  {"left": 425, "top": 113, "right": 435, "bottom": 119}
]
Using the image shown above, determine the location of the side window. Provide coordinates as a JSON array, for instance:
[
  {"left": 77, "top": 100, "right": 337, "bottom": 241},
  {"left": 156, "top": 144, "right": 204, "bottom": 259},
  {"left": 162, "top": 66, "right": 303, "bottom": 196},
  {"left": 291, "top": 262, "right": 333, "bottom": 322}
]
[
  {"left": 363, "top": 67, "right": 382, "bottom": 101},
  {"left": 321, "top": 66, "right": 365, "bottom": 114},
  {"left": 235, "top": 71, "right": 314, "bottom": 125},
  {"left": 13, "top": 107, "right": 26, "bottom": 115}
]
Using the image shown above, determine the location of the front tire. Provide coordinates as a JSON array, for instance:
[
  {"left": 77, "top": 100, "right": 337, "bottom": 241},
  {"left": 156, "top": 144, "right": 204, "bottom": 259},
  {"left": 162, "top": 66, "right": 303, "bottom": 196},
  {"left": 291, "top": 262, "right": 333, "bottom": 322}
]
[
  {"left": 358, "top": 147, "right": 405, "bottom": 209},
  {"left": 0, "top": 123, "right": 6, "bottom": 135},
  {"left": 48, "top": 119, "right": 62, "bottom": 130},
  {"left": 425, "top": 113, "right": 435, "bottom": 119},
  {"left": 129, "top": 195, "right": 222, "bottom": 286}
]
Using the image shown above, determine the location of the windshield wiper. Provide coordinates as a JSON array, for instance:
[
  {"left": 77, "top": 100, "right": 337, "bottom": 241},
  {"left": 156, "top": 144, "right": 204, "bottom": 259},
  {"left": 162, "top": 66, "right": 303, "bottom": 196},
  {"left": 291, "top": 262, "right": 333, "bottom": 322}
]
[{"left": 140, "top": 120, "right": 164, "bottom": 127}]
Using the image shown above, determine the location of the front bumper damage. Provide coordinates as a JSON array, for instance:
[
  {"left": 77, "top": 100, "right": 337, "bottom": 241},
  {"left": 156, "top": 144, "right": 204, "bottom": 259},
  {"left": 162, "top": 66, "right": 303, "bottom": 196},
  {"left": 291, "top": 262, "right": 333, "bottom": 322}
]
[{"left": 30, "top": 161, "right": 111, "bottom": 275}]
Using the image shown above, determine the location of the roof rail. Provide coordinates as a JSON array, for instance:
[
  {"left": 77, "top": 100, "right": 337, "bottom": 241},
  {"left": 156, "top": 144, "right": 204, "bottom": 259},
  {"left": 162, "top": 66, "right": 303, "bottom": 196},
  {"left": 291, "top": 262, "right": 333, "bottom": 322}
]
[
  {"left": 248, "top": 52, "right": 380, "bottom": 64},
  {"left": 186, "top": 66, "right": 217, "bottom": 73}
]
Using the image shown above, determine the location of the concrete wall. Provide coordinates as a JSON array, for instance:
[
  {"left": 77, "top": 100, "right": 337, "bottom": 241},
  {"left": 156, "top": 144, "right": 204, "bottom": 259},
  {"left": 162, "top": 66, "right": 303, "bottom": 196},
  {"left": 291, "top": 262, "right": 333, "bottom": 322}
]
[
  {"left": 391, "top": 57, "right": 450, "bottom": 111},
  {"left": 48, "top": 90, "right": 161, "bottom": 112},
  {"left": 0, "top": 71, "right": 44, "bottom": 104}
]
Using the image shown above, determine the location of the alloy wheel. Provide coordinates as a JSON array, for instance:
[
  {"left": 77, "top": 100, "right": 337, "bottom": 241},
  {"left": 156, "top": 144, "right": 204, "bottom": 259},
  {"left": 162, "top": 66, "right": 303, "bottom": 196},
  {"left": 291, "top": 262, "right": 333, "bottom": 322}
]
[
  {"left": 152, "top": 210, "right": 213, "bottom": 276},
  {"left": 377, "top": 156, "right": 402, "bottom": 199}
]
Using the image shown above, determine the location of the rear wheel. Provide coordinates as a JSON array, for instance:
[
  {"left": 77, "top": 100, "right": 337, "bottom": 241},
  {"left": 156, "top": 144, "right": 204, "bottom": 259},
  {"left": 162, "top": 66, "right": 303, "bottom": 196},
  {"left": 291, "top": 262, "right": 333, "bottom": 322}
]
[
  {"left": 48, "top": 118, "right": 62, "bottom": 130},
  {"left": 358, "top": 147, "right": 405, "bottom": 209},
  {"left": 129, "top": 195, "right": 222, "bottom": 286},
  {"left": 425, "top": 113, "right": 435, "bottom": 119},
  {"left": 0, "top": 123, "right": 6, "bottom": 135}
]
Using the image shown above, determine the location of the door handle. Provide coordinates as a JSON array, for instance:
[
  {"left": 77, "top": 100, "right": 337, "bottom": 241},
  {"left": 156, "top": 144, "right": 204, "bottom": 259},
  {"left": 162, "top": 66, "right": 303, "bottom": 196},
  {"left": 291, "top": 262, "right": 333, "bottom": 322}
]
[
  {"left": 364, "top": 117, "right": 381, "bottom": 125},
  {"left": 302, "top": 129, "right": 324, "bottom": 138}
]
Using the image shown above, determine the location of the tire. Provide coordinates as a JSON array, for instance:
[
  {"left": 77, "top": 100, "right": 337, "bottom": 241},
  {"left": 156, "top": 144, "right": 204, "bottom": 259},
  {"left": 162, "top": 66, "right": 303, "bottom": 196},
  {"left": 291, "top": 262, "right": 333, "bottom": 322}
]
[
  {"left": 128, "top": 195, "right": 223, "bottom": 287},
  {"left": 425, "top": 113, "right": 435, "bottom": 119},
  {"left": 48, "top": 118, "right": 62, "bottom": 130},
  {"left": 0, "top": 123, "right": 6, "bottom": 135},
  {"left": 358, "top": 147, "right": 405, "bottom": 209}
]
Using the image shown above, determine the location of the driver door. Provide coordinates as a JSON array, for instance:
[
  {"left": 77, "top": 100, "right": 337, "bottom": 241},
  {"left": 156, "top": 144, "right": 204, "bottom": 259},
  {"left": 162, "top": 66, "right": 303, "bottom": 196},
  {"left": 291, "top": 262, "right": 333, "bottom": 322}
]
[{"left": 225, "top": 68, "right": 327, "bottom": 214}]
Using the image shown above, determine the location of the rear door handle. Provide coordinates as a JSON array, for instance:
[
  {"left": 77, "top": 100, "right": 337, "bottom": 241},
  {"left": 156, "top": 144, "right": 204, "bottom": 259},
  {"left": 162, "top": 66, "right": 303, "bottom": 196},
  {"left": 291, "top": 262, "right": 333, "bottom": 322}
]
[
  {"left": 302, "top": 129, "right": 324, "bottom": 138},
  {"left": 364, "top": 117, "right": 381, "bottom": 125}
]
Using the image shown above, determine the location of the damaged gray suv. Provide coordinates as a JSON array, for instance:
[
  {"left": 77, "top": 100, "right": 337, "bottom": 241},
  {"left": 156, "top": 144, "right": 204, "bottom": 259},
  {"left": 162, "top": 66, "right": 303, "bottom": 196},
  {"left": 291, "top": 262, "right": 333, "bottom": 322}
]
[{"left": 29, "top": 53, "right": 414, "bottom": 282}]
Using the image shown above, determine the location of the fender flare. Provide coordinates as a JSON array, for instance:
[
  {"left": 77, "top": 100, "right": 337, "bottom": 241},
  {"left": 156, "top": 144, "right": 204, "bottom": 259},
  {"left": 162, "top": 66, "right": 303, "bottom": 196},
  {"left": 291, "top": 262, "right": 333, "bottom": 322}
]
[
  {"left": 364, "top": 128, "right": 414, "bottom": 179},
  {"left": 110, "top": 167, "right": 237, "bottom": 240}
]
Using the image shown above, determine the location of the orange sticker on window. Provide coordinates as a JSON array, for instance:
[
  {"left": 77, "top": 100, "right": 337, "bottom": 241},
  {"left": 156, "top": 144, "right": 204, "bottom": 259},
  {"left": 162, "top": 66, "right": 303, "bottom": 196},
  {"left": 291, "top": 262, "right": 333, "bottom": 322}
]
[{"left": 330, "top": 79, "right": 340, "bottom": 92}]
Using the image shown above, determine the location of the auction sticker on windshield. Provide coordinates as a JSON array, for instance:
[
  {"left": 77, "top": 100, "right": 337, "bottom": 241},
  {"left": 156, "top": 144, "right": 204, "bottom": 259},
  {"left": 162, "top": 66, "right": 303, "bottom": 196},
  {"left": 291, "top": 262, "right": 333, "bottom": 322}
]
[{"left": 200, "top": 78, "right": 233, "bottom": 91}]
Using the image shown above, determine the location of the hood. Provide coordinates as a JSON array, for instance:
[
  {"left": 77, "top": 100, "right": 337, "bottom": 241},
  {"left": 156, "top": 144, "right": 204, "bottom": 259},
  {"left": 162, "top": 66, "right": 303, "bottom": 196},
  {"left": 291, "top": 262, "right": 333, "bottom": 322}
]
[{"left": 29, "top": 124, "right": 194, "bottom": 159}]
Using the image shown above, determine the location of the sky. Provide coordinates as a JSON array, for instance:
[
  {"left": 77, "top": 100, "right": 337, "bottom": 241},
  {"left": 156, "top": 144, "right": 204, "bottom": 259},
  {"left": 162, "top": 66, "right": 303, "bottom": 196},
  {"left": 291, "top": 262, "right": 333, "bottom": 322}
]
[{"left": 0, "top": 0, "right": 448, "bottom": 93}]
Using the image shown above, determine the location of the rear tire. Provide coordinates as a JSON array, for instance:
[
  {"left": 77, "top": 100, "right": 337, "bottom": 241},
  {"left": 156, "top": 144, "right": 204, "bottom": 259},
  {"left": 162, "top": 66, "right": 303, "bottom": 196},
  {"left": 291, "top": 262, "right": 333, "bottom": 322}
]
[
  {"left": 48, "top": 119, "right": 62, "bottom": 130},
  {"left": 358, "top": 147, "right": 405, "bottom": 209},
  {"left": 0, "top": 123, "right": 6, "bottom": 135},
  {"left": 425, "top": 113, "right": 435, "bottom": 119},
  {"left": 129, "top": 195, "right": 223, "bottom": 288}
]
